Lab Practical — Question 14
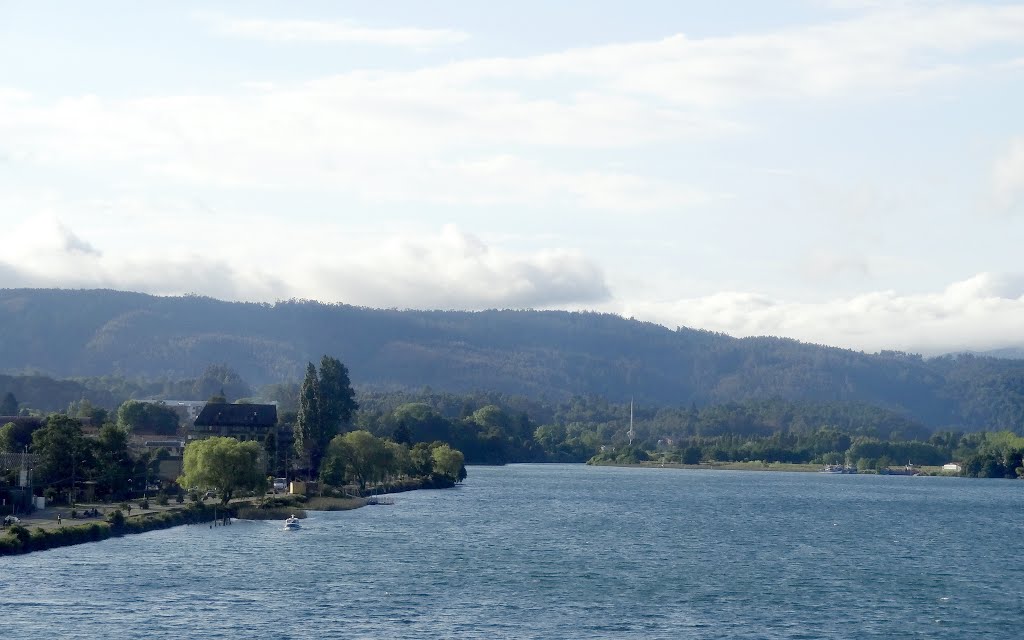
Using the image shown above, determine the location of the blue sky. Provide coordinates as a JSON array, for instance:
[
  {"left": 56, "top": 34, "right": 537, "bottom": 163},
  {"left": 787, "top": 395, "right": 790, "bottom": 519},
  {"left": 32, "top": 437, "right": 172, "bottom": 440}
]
[{"left": 2, "top": 1, "right": 1024, "bottom": 354}]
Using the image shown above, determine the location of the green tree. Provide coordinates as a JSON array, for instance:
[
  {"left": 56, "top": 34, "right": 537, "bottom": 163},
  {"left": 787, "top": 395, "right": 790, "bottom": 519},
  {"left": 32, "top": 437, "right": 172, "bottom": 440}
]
[
  {"left": 94, "top": 424, "right": 132, "bottom": 499},
  {"left": 318, "top": 355, "right": 358, "bottom": 432},
  {"left": 192, "top": 364, "right": 251, "bottom": 402},
  {"left": 0, "top": 392, "right": 19, "bottom": 416},
  {"left": 178, "top": 437, "right": 267, "bottom": 504},
  {"left": 681, "top": 445, "right": 702, "bottom": 465},
  {"left": 389, "top": 403, "right": 450, "bottom": 443},
  {"left": 323, "top": 430, "right": 388, "bottom": 490},
  {"left": 260, "top": 382, "right": 300, "bottom": 413},
  {"left": 431, "top": 444, "right": 466, "bottom": 483},
  {"left": 294, "top": 356, "right": 359, "bottom": 478},
  {"left": 0, "top": 420, "right": 38, "bottom": 453},
  {"left": 116, "top": 400, "right": 179, "bottom": 435},
  {"left": 263, "top": 430, "right": 280, "bottom": 477},
  {"left": 534, "top": 424, "right": 566, "bottom": 452},
  {"left": 293, "top": 362, "right": 321, "bottom": 476},
  {"left": 318, "top": 453, "right": 347, "bottom": 487},
  {"left": 385, "top": 440, "right": 412, "bottom": 479},
  {"left": 31, "top": 415, "right": 92, "bottom": 493},
  {"left": 409, "top": 442, "right": 434, "bottom": 477},
  {"left": 67, "top": 398, "right": 109, "bottom": 425}
]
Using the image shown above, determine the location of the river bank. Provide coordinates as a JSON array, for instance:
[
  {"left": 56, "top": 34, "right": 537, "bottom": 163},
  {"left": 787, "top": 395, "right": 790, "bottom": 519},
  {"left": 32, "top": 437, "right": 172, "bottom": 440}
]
[
  {"left": 0, "top": 475, "right": 456, "bottom": 556},
  {"left": 590, "top": 460, "right": 953, "bottom": 475},
  {"left": 0, "top": 501, "right": 232, "bottom": 555}
]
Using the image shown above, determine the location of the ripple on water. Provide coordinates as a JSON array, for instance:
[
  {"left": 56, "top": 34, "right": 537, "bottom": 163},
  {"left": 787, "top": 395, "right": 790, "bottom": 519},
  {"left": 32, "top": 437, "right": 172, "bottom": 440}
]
[{"left": 3, "top": 466, "right": 1023, "bottom": 639}]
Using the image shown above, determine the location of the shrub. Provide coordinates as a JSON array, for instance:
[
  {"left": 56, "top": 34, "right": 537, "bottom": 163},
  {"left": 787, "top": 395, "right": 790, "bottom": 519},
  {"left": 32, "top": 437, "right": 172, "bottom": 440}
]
[
  {"left": 29, "top": 527, "right": 50, "bottom": 551},
  {"left": 107, "top": 509, "right": 125, "bottom": 531},
  {"left": 86, "top": 522, "right": 109, "bottom": 541},
  {"left": 7, "top": 524, "right": 30, "bottom": 548},
  {"left": 139, "top": 499, "right": 149, "bottom": 510},
  {"left": 0, "top": 533, "right": 23, "bottom": 554},
  {"left": 157, "top": 494, "right": 169, "bottom": 506},
  {"left": 176, "top": 493, "right": 185, "bottom": 504}
]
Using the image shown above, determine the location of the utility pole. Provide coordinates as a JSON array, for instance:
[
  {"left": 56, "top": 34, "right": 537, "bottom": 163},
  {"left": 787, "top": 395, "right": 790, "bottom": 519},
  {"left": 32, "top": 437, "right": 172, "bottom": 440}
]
[
  {"left": 19, "top": 446, "right": 28, "bottom": 488},
  {"left": 627, "top": 398, "right": 636, "bottom": 446}
]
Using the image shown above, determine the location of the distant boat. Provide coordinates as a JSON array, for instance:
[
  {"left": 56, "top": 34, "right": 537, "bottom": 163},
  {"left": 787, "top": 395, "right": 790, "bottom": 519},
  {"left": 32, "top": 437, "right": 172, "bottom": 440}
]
[
  {"left": 820, "top": 464, "right": 856, "bottom": 474},
  {"left": 284, "top": 515, "right": 301, "bottom": 530}
]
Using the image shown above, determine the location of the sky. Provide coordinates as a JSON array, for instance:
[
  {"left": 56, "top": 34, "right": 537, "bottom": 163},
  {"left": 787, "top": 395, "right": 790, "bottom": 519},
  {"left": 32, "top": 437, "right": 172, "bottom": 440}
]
[{"left": 2, "top": 0, "right": 1024, "bottom": 355}]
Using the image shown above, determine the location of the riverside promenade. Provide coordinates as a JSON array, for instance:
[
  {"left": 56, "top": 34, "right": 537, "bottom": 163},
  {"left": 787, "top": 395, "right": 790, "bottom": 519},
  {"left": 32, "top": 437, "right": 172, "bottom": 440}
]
[{"left": 8, "top": 499, "right": 213, "bottom": 531}]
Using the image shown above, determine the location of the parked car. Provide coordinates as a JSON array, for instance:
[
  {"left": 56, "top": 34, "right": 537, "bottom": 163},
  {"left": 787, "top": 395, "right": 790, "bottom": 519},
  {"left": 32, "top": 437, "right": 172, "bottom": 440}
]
[{"left": 273, "top": 478, "right": 287, "bottom": 491}]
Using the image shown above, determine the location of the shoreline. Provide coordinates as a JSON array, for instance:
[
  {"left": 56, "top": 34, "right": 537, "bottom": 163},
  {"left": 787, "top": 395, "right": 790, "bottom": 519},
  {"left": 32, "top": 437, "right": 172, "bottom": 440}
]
[
  {"left": 1, "top": 476, "right": 456, "bottom": 557},
  {"left": 0, "top": 501, "right": 231, "bottom": 556},
  {"left": 589, "top": 460, "right": 956, "bottom": 475}
]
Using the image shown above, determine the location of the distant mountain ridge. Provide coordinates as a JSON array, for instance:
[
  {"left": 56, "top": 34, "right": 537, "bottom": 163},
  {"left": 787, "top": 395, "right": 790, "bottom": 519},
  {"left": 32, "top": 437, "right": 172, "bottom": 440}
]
[
  {"left": 965, "top": 346, "right": 1024, "bottom": 360},
  {"left": 1, "top": 288, "right": 1023, "bottom": 431}
]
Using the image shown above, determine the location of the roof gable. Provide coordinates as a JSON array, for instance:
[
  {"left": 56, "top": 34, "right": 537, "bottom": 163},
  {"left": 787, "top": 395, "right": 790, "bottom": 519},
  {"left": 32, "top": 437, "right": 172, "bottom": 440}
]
[{"left": 194, "top": 403, "right": 277, "bottom": 428}]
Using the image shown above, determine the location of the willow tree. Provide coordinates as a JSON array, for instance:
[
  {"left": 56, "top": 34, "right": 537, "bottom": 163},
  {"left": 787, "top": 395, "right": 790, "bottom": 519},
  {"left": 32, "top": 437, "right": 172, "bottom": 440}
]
[
  {"left": 179, "top": 437, "right": 266, "bottom": 504},
  {"left": 431, "top": 444, "right": 467, "bottom": 483},
  {"left": 321, "top": 430, "right": 389, "bottom": 491}
]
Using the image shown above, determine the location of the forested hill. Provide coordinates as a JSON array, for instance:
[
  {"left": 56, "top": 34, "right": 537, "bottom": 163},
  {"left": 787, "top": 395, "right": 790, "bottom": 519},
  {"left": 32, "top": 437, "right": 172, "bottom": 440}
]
[{"left": 2, "top": 288, "right": 1023, "bottom": 430}]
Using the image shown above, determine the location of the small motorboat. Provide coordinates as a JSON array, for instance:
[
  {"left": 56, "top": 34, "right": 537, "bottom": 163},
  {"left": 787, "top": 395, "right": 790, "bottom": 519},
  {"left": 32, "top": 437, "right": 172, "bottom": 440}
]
[{"left": 284, "top": 515, "right": 301, "bottom": 530}]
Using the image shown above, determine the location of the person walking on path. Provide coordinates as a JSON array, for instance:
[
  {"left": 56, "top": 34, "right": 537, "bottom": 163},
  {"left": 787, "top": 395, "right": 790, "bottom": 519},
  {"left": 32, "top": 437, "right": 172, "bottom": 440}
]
[{"left": 56, "top": 514, "right": 61, "bottom": 525}]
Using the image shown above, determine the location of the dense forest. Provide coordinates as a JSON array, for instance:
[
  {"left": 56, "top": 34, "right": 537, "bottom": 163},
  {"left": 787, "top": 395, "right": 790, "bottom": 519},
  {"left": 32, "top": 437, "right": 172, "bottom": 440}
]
[
  {"left": 3, "top": 375, "right": 1022, "bottom": 479},
  {"left": 2, "top": 288, "right": 1024, "bottom": 432}
]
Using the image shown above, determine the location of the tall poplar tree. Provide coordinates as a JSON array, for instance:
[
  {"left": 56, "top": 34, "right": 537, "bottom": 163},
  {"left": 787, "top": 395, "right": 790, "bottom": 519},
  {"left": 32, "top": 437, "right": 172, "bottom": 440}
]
[
  {"left": 318, "top": 355, "right": 358, "bottom": 437},
  {"left": 294, "top": 356, "right": 359, "bottom": 478},
  {"left": 294, "top": 362, "right": 321, "bottom": 476},
  {"left": 0, "top": 392, "right": 18, "bottom": 416}
]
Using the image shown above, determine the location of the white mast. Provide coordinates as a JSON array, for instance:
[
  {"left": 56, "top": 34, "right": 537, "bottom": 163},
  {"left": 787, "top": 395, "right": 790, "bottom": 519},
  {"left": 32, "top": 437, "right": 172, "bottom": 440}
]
[{"left": 627, "top": 398, "right": 635, "bottom": 446}]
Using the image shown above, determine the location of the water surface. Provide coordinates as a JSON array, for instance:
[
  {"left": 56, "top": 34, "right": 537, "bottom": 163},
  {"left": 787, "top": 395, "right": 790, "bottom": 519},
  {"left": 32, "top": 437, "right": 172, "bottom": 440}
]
[{"left": 2, "top": 465, "right": 1022, "bottom": 638}]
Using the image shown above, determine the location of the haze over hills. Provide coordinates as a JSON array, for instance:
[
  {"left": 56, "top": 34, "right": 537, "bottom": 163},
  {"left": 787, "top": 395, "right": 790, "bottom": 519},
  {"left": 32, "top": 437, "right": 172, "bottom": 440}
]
[{"left": 2, "top": 288, "right": 1024, "bottom": 432}]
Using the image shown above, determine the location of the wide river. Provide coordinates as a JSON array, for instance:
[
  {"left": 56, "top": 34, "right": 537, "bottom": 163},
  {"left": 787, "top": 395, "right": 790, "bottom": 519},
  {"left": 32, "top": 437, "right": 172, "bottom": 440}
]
[{"left": 2, "top": 464, "right": 1022, "bottom": 638}]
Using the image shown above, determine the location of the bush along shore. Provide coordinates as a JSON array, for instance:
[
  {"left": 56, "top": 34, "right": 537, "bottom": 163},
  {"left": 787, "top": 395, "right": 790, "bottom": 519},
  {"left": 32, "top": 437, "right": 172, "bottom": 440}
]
[{"left": 0, "top": 502, "right": 232, "bottom": 556}]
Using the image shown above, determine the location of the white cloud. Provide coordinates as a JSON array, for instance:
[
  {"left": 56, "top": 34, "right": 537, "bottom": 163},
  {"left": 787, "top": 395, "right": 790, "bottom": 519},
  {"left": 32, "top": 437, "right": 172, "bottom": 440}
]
[
  {"left": 0, "top": 86, "right": 717, "bottom": 210},
  {"left": 9, "top": 216, "right": 100, "bottom": 257},
  {"left": 993, "top": 137, "right": 1024, "bottom": 209},
  {"left": 817, "top": 0, "right": 946, "bottom": 9},
  {"left": 354, "top": 155, "right": 716, "bottom": 211},
  {"left": 2, "top": 3, "right": 1022, "bottom": 208},
  {"left": 314, "top": 225, "right": 610, "bottom": 309},
  {"left": 5, "top": 210, "right": 1023, "bottom": 355},
  {"left": 0, "top": 218, "right": 609, "bottom": 309},
  {"left": 429, "top": 4, "right": 1024, "bottom": 106},
  {"left": 197, "top": 13, "right": 469, "bottom": 48},
  {"left": 623, "top": 273, "right": 1024, "bottom": 354}
]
